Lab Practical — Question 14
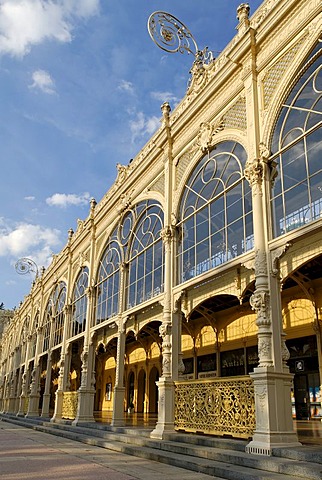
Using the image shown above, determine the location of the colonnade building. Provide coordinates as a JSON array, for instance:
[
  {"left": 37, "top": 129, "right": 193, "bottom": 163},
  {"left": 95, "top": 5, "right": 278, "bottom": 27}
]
[{"left": 1, "top": 0, "right": 321, "bottom": 456}]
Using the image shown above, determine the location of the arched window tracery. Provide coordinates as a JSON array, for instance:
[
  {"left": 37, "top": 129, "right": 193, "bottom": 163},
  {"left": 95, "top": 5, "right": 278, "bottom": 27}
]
[
  {"left": 42, "top": 282, "right": 66, "bottom": 351},
  {"left": 95, "top": 199, "right": 164, "bottom": 320},
  {"left": 177, "top": 141, "right": 253, "bottom": 283},
  {"left": 52, "top": 281, "right": 66, "bottom": 347},
  {"left": 70, "top": 267, "right": 89, "bottom": 337},
  {"left": 126, "top": 200, "right": 164, "bottom": 308},
  {"left": 95, "top": 230, "right": 121, "bottom": 325},
  {"left": 270, "top": 44, "right": 322, "bottom": 236}
]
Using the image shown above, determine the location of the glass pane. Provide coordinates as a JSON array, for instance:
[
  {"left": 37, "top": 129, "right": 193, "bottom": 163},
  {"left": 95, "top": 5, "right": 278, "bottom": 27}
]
[
  {"left": 196, "top": 240, "right": 210, "bottom": 274},
  {"left": 307, "top": 127, "right": 322, "bottom": 177},
  {"left": 284, "top": 182, "right": 310, "bottom": 232},
  {"left": 226, "top": 187, "right": 243, "bottom": 225},
  {"left": 310, "top": 170, "right": 322, "bottom": 220},
  {"left": 243, "top": 184, "right": 253, "bottom": 214},
  {"left": 210, "top": 196, "right": 225, "bottom": 234},
  {"left": 245, "top": 213, "right": 254, "bottom": 251},
  {"left": 281, "top": 140, "right": 306, "bottom": 191},
  {"left": 272, "top": 194, "right": 284, "bottom": 236},
  {"left": 182, "top": 248, "right": 195, "bottom": 282},
  {"left": 182, "top": 216, "right": 195, "bottom": 249},
  {"left": 210, "top": 230, "right": 225, "bottom": 267},
  {"left": 227, "top": 218, "right": 244, "bottom": 257},
  {"left": 196, "top": 210, "right": 209, "bottom": 244}
]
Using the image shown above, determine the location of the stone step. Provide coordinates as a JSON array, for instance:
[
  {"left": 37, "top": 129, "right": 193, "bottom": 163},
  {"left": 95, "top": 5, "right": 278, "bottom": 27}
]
[{"left": 1, "top": 414, "right": 321, "bottom": 480}]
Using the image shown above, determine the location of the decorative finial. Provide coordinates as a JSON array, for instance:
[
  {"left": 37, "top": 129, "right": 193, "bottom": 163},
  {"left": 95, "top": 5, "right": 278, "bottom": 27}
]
[
  {"left": 237, "top": 3, "right": 250, "bottom": 27},
  {"left": 161, "top": 102, "right": 171, "bottom": 117},
  {"left": 90, "top": 197, "right": 97, "bottom": 210},
  {"left": 68, "top": 228, "right": 74, "bottom": 240}
]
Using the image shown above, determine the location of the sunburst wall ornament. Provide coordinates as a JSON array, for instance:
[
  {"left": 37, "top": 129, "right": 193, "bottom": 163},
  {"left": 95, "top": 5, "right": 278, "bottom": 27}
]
[{"left": 147, "top": 11, "right": 214, "bottom": 64}]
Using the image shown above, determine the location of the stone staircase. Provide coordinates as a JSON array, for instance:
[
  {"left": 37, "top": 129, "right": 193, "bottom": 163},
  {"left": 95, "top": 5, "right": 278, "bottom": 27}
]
[{"left": 1, "top": 413, "right": 321, "bottom": 480}]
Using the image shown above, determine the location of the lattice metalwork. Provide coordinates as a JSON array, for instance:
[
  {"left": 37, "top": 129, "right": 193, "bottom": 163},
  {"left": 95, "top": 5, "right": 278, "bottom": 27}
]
[
  {"left": 62, "top": 391, "right": 78, "bottom": 420},
  {"left": 174, "top": 376, "right": 255, "bottom": 438},
  {"left": 263, "top": 35, "right": 308, "bottom": 109},
  {"left": 223, "top": 97, "right": 247, "bottom": 131}
]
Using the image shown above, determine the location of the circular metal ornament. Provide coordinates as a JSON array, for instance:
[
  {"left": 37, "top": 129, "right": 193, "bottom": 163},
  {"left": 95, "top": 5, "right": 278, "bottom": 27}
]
[
  {"left": 15, "top": 258, "right": 39, "bottom": 277},
  {"left": 148, "top": 11, "right": 198, "bottom": 56}
]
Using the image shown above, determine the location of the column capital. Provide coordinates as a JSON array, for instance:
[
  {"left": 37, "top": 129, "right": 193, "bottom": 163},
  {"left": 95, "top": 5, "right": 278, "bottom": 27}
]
[{"left": 244, "top": 158, "right": 263, "bottom": 195}]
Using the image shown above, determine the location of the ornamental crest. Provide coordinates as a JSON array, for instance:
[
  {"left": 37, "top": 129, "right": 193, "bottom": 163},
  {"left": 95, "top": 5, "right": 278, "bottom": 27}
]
[{"left": 195, "top": 119, "right": 225, "bottom": 152}]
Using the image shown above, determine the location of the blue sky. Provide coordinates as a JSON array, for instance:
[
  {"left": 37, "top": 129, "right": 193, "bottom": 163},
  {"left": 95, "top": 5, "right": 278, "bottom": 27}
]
[{"left": 0, "top": 0, "right": 263, "bottom": 309}]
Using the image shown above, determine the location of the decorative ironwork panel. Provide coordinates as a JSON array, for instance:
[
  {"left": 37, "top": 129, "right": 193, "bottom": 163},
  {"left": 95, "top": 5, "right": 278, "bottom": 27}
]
[
  {"left": 62, "top": 392, "right": 78, "bottom": 420},
  {"left": 174, "top": 376, "right": 255, "bottom": 438}
]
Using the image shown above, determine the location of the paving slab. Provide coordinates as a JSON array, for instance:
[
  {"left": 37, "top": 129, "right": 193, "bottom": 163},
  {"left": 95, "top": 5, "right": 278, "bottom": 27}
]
[{"left": 0, "top": 422, "right": 218, "bottom": 480}]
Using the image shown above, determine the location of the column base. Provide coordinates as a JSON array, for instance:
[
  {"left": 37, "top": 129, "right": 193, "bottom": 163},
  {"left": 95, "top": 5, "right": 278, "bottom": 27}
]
[
  {"left": 150, "top": 377, "right": 175, "bottom": 439},
  {"left": 247, "top": 367, "right": 301, "bottom": 455},
  {"left": 111, "top": 386, "right": 125, "bottom": 427},
  {"left": 51, "top": 390, "right": 64, "bottom": 422},
  {"left": 26, "top": 394, "right": 40, "bottom": 417},
  {"left": 73, "top": 389, "right": 95, "bottom": 424},
  {"left": 246, "top": 432, "right": 301, "bottom": 456}
]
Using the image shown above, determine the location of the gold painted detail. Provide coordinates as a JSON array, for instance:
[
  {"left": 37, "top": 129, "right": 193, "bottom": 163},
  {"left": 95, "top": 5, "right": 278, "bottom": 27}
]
[
  {"left": 174, "top": 376, "right": 255, "bottom": 439},
  {"left": 62, "top": 391, "right": 78, "bottom": 420}
]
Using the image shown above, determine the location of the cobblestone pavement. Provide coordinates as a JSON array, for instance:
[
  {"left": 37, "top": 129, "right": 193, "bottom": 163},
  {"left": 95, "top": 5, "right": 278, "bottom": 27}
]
[{"left": 0, "top": 422, "right": 218, "bottom": 480}]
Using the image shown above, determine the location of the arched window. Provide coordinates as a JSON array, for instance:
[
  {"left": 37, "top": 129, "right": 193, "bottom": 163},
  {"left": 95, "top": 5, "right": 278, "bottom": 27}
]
[
  {"left": 270, "top": 44, "right": 322, "bottom": 236},
  {"left": 42, "top": 281, "right": 66, "bottom": 351},
  {"left": 42, "top": 301, "right": 52, "bottom": 352},
  {"left": 95, "top": 200, "right": 164, "bottom": 318},
  {"left": 71, "top": 267, "right": 89, "bottom": 337},
  {"left": 52, "top": 282, "right": 66, "bottom": 347},
  {"left": 177, "top": 141, "right": 253, "bottom": 283},
  {"left": 126, "top": 200, "right": 164, "bottom": 308},
  {"left": 95, "top": 228, "right": 122, "bottom": 324}
]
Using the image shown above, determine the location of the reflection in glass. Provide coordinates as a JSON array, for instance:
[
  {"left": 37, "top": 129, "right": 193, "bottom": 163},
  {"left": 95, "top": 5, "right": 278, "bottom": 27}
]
[
  {"left": 178, "top": 141, "right": 253, "bottom": 283},
  {"left": 271, "top": 45, "right": 322, "bottom": 237}
]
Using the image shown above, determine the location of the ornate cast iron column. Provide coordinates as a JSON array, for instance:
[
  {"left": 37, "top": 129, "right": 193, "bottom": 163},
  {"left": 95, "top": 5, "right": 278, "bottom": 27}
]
[
  {"left": 238, "top": 4, "right": 300, "bottom": 454},
  {"left": 111, "top": 262, "right": 128, "bottom": 427}
]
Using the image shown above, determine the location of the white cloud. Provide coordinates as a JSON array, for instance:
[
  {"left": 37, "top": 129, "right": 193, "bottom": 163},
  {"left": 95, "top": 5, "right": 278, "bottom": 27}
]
[
  {"left": 46, "top": 192, "right": 91, "bottom": 208},
  {"left": 30, "top": 69, "right": 56, "bottom": 94},
  {"left": 118, "top": 80, "right": 135, "bottom": 95},
  {"left": 0, "top": 221, "right": 61, "bottom": 268},
  {"left": 0, "top": 0, "right": 100, "bottom": 57},
  {"left": 24, "top": 196, "right": 35, "bottom": 201},
  {"left": 151, "top": 91, "right": 180, "bottom": 104},
  {"left": 129, "top": 112, "right": 160, "bottom": 143}
]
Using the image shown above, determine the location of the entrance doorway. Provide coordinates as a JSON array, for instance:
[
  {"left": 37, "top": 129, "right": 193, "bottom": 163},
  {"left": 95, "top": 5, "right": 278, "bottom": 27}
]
[
  {"left": 287, "top": 336, "right": 321, "bottom": 420},
  {"left": 148, "top": 367, "right": 159, "bottom": 413}
]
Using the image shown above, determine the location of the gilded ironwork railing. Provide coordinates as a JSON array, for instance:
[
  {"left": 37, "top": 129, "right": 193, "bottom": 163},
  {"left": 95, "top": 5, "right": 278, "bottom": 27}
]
[
  {"left": 174, "top": 376, "right": 255, "bottom": 439},
  {"left": 62, "top": 391, "right": 78, "bottom": 420}
]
